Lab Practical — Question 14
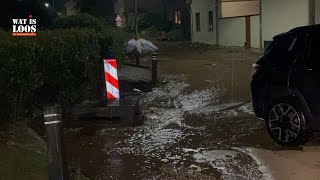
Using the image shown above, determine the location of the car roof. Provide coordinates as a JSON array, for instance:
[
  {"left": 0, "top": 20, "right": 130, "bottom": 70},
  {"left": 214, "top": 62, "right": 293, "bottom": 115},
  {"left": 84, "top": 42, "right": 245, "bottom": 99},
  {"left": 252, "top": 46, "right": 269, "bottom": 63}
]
[
  {"left": 273, "top": 25, "right": 320, "bottom": 40},
  {"left": 290, "top": 24, "right": 320, "bottom": 33}
]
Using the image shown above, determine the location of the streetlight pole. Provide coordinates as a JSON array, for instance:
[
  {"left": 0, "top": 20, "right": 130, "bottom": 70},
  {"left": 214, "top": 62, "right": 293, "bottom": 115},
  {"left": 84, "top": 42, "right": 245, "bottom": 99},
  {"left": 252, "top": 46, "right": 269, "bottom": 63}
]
[
  {"left": 135, "top": 0, "right": 138, "bottom": 39},
  {"left": 134, "top": 0, "right": 140, "bottom": 65}
]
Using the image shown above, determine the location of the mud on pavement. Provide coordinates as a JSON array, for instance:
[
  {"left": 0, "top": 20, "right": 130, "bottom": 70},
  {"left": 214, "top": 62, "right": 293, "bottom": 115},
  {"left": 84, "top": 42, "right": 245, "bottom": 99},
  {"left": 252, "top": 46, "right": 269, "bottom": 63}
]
[{"left": 64, "top": 44, "right": 320, "bottom": 180}]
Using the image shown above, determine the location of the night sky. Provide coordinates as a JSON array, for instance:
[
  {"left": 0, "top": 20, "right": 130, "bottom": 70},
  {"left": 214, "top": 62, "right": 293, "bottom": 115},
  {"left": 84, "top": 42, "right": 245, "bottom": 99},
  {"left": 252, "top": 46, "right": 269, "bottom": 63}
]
[{"left": 0, "top": 0, "right": 115, "bottom": 29}]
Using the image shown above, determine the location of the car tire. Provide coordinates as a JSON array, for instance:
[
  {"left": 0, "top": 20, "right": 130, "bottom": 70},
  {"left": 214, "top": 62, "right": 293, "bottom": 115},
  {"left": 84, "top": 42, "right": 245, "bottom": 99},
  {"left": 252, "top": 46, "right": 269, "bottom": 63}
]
[{"left": 265, "top": 97, "right": 311, "bottom": 146}]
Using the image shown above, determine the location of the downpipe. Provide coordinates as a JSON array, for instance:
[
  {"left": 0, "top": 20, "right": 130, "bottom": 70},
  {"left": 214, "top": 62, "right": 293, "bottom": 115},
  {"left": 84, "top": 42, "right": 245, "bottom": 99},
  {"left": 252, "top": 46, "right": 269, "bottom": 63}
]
[{"left": 215, "top": 0, "right": 219, "bottom": 45}]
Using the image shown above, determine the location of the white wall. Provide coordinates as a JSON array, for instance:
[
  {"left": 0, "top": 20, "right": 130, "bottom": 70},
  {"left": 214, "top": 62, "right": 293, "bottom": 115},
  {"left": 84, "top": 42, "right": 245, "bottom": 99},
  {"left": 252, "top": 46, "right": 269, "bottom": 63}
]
[
  {"left": 261, "top": 0, "right": 309, "bottom": 44},
  {"left": 316, "top": 0, "right": 320, "bottom": 24},
  {"left": 218, "top": 16, "right": 260, "bottom": 48},
  {"left": 191, "top": 0, "right": 260, "bottom": 48},
  {"left": 218, "top": 17, "right": 246, "bottom": 47},
  {"left": 191, "top": 0, "right": 217, "bottom": 45},
  {"left": 250, "top": 15, "right": 260, "bottom": 48}
]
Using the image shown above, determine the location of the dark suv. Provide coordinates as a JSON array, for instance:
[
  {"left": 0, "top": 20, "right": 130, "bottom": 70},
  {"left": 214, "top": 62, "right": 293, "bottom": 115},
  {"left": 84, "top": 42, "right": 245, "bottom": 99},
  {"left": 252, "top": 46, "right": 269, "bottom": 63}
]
[{"left": 251, "top": 25, "right": 320, "bottom": 146}]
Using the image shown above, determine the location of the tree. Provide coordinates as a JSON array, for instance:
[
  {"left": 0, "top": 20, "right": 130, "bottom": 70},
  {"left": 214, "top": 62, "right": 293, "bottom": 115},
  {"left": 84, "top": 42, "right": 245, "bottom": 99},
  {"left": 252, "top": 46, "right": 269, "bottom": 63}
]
[
  {"left": 161, "top": 0, "right": 168, "bottom": 25},
  {"left": 186, "top": 0, "right": 192, "bottom": 9}
]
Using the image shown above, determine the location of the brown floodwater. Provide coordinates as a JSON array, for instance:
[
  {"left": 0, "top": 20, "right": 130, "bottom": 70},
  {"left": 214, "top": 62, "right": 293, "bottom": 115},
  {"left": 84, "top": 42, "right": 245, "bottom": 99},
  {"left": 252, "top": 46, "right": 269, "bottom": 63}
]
[{"left": 64, "top": 44, "right": 279, "bottom": 180}]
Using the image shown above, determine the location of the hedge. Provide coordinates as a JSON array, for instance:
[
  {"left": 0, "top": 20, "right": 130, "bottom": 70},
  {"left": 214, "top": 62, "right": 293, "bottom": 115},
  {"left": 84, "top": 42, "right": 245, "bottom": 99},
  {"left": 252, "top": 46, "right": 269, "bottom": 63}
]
[
  {"left": 0, "top": 27, "right": 124, "bottom": 120},
  {"left": 53, "top": 13, "right": 105, "bottom": 31}
]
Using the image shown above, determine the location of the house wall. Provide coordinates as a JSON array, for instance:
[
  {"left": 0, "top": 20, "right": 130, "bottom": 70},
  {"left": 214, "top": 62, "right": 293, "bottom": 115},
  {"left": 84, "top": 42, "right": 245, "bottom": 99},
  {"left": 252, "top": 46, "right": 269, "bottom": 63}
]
[
  {"left": 191, "top": 0, "right": 317, "bottom": 49},
  {"left": 250, "top": 15, "right": 260, "bottom": 48},
  {"left": 218, "top": 15, "right": 260, "bottom": 48},
  {"left": 316, "top": 0, "right": 320, "bottom": 24},
  {"left": 191, "top": 0, "right": 217, "bottom": 45},
  {"left": 191, "top": 0, "right": 260, "bottom": 48},
  {"left": 261, "top": 0, "right": 309, "bottom": 44},
  {"left": 218, "top": 17, "right": 245, "bottom": 47}
]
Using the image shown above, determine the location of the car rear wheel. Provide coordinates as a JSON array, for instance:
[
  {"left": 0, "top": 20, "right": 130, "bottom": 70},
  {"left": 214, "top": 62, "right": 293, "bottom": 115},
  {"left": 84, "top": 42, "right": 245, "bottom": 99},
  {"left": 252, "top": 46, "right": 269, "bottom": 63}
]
[{"left": 266, "top": 98, "right": 310, "bottom": 146}]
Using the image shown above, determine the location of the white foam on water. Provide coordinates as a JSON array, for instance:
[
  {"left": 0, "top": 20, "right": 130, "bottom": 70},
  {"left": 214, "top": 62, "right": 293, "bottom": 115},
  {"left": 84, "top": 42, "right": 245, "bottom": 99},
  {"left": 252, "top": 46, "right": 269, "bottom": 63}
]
[
  {"left": 193, "top": 150, "right": 239, "bottom": 164},
  {"left": 238, "top": 103, "right": 255, "bottom": 115},
  {"left": 189, "top": 164, "right": 202, "bottom": 172},
  {"left": 118, "top": 74, "right": 225, "bottom": 157},
  {"left": 215, "top": 109, "right": 239, "bottom": 119},
  {"left": 232, "top": 147, "right": 274, "bottom": 180},
  {"left": 140, "top": 74, "right": 190, "bottom": 107},
  {"left": 117, "top": 75, "right": 190, "bottom": 156},
  {"left": 192, "top": 150, "right": 245, "bottom": 179},
  {"left": 144, "top": 108, "right": 185, "bottom": 127},
  {"left": 186, "top": 102, "right": 244, "bottom": 116},
  {"left": 117, "top": 127, "right": 183, "bottom": 156},
  {"left": 182, "top": 148, "right": 205, "bottom": 154},
  {"left": 174, "top": 89, "right": 218, "bottom": 111},
  {"left": 191, "top": 149, "right": 265, "bottom": 180}
]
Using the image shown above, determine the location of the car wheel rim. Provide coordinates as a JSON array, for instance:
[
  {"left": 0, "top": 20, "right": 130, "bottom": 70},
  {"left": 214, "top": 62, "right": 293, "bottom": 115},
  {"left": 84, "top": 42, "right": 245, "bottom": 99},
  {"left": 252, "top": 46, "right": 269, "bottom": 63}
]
[{"left": 268, "top": 103, "right": 301, "bottom": 143}]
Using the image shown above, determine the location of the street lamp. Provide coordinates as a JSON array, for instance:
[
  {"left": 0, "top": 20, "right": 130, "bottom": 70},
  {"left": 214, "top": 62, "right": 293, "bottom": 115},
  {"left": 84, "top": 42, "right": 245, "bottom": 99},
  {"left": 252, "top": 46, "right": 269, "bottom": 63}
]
[
  {"left": 135, "top": 0, "right": 138, "bottom": 39},
  {"left": 44, "top": 2, "right": 50, "bottom": 8},
  {"left": 52, "top": 0, "right": 55, "bottom": 10}
]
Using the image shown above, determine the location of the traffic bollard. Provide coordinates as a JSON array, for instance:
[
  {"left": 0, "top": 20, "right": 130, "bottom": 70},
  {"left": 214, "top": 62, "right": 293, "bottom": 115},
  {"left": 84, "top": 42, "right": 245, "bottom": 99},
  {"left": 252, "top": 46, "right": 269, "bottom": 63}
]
[
  {"left": 152, "top": 53, "right": 158, "bottom": 84},
  {"left": 43, "top": 105, "right": 69, "bottom": 180}
]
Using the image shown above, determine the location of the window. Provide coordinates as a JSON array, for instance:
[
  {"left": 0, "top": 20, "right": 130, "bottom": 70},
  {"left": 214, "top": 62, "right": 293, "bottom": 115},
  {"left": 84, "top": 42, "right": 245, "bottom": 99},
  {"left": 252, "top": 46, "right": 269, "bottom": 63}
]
[
  {"left": 307, "top": 34, "right": 320, "bottom": 70},
  {"left": 175, "top": 10, "right": 181, "bottom": 25},
  {"left": 265, "top": 37, "right": 295, "bottom": 64},
  {"left": 208, "top": 11, "right": 214, "bottom": 31},
  {"left": 195, "top": 13, "right": 200, "bottom": 32}
]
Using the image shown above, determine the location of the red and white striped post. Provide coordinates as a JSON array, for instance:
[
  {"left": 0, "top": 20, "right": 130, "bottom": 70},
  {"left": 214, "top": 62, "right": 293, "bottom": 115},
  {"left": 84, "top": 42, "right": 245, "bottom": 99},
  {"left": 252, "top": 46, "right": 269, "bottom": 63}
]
[{"left": 104, "top": 59, "right": 120, "bottom": 100}]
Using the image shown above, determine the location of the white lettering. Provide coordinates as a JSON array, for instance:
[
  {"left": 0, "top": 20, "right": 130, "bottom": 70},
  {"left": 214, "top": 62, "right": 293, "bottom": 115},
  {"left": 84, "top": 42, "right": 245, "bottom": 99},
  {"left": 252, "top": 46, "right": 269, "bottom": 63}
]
[
  {"left": 12, "top": 18, "right": 37, "bottom": 36},
  {"left": 16, "top": 19, "right": 27, "bottom": 24},
  {"left": 29, "top": 19, "right": 37, "bottom": 24},
  {"left": 30, "top": 25, "right": 36, "bottom": 32},
  {"left": 12, "top": 19, "right": 19, "bottom": 24}
]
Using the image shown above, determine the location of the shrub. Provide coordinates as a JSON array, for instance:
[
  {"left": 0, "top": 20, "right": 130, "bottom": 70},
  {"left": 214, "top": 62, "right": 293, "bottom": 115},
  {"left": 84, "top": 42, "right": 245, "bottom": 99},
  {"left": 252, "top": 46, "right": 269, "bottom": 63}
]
[
  {"left": 0, "top": 27, "right": 123, "bottom": 120},
  {"left": 125, "top": 12, "right": 162, "bottom": 32},
  {"left": 53, "top": 13, "right": 126, "bottom": 62},
  {"left": 140, "top": 26, "right": 159, "bottom": 41},
  {"left": 178, "top": 41, "right": 209, "bottom": 53},
  {"left": 166, "top": 28, "right": 185, "bottom": 41},
  {"left": 53, "top": 13, "right": 105, "bottom": 31}
]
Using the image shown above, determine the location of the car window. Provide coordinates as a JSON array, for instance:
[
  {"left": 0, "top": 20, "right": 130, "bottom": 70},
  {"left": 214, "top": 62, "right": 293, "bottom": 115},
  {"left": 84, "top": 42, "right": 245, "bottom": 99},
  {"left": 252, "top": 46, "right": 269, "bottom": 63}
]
[
  {"left": 265, "top": 37, "right": 295, "bottom": 64},
  {"left": 307, "top": 33, "right": 320, "bottom": 70}
]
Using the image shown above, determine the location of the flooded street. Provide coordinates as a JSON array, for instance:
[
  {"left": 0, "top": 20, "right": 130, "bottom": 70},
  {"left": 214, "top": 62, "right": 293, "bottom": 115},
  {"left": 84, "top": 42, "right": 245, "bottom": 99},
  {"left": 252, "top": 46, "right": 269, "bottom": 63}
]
[{"left": 64, "top": 43, "right": 320, "bottom": 180}]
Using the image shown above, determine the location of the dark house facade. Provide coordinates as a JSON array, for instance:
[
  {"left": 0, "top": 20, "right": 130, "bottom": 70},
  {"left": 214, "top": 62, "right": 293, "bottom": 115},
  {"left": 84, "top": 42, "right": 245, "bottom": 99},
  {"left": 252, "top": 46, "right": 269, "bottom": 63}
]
[{"left": 114, "top": 0, "right": 190, "bottom": 36}]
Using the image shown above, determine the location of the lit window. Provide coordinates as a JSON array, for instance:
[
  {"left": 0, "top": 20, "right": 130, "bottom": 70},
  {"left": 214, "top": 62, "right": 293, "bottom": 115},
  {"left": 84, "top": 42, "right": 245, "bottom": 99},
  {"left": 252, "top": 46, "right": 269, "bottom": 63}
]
[{"left": 175, "top": 10, "right": 181, "bottom": 24}]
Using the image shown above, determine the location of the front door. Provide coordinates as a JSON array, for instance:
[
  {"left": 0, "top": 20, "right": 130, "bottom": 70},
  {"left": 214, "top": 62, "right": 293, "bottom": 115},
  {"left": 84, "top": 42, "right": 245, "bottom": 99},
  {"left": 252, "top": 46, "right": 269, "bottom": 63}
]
[{"left": 294, "top": 30, "right": 320, "bottom": 121}]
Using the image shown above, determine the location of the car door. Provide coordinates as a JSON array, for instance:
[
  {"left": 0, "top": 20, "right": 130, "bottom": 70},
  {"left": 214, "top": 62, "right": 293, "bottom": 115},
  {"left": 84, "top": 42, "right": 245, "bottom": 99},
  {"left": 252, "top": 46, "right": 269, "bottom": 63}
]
[
  {"left": 266, "top": 35, "right": 297, "bottom": 99},
  {"left": 293, "top": 30, "right": 320, "bottom": 118}
]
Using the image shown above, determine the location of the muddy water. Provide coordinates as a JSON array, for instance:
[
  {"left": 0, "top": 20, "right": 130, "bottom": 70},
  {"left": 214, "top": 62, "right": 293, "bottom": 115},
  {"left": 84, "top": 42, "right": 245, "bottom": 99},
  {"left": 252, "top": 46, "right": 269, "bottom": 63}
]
[{"left": 64, "top": 45, "right": 279, "bottom": 180}]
